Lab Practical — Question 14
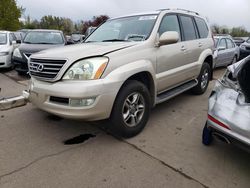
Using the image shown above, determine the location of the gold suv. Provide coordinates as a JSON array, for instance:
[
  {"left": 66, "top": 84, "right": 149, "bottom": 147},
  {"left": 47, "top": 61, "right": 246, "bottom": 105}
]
[{"left": 27, "top": 9, "right": 214, "bottom": 137}]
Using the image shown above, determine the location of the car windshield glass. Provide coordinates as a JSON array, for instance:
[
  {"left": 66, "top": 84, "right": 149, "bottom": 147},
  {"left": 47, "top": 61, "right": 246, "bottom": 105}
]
[
  {"left": 23, "top": 31, "right": 64, "bottom": 44},
  {"left": 85, "top": 15, "right": 158, "bottom": 42},
  {"left": 0, "top": 33, "right": 7, "bottom": 45}
]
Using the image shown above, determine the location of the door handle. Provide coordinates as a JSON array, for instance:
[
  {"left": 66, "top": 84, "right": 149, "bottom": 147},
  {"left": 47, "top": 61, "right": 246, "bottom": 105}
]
[
  {"left": 181, "top": 46, "right": 187, "bottom": 51},
  {"left": 198, "top": 43, "right": 203, "bottom": 47}
]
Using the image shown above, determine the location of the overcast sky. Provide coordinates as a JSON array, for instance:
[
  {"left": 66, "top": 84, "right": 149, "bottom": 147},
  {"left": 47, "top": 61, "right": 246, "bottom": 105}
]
[{"left": 17, "top": 0, "right": 250, "bottom": 30}]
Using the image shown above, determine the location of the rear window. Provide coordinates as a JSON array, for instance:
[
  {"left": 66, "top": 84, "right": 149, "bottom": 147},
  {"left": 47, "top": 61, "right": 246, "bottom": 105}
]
[
  {"left": 180, "top": 16, "right": 197, "bottom": 41},
  {"left": 23, "top": 31, "right": 64, "bottom": 44},
  {"left": 194, "top": 17, "right": 209, "bottom": 38}
]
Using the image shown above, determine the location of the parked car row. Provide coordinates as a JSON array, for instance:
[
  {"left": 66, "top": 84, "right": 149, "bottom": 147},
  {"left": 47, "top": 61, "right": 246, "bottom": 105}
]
[
  {"left": 12, "top": 29, "right": 66, "bottom": 74},
  {"left": 0, "top": 26, "right": 98, "bottom": 73}
]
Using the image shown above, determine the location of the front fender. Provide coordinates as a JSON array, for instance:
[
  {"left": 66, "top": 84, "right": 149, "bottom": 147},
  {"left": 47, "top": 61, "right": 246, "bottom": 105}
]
[{"left": 103, "top": 59, "right": 157, "bottom": 104}]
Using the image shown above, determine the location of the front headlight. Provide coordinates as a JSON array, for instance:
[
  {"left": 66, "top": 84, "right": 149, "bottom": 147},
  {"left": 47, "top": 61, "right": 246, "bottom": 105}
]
[
  {"left": 13, "top": 48, "right": 22, "bottom": 58},
  {"left": 63, "top": 57, "right": 109, "bottom": 80},
  {"left": 0, "top": 52, "right": 9, "bottom": 56},
  {"left": 240, "top": 45, "right": 246, "bottom": 50}
]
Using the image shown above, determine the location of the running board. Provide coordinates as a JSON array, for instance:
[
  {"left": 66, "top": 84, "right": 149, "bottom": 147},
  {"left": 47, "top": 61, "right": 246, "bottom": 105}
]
[
  {"left": 0, "top": 90, "right": 30, "bottom": 111},
  {"left": 156, "top": 80, "right": 198, "bottom": 104}
]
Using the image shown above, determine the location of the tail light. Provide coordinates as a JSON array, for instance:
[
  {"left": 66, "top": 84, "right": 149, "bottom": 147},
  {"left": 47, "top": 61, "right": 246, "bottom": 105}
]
[{"left": 208, "top": 114, "right": 231, "bottom": 130}]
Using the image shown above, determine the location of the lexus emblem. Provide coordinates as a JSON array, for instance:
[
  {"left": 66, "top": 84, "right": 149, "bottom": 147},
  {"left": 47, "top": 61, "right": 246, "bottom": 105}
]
[{"left": 36, "top": 64, "right": 44, "bottom": 72}]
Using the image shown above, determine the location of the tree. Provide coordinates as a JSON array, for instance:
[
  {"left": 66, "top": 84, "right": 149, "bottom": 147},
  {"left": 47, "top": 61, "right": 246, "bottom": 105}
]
[
  {"left": 81, "top": 15, "right": 109, "bottom": 34},
  {"left": 231, "top": 27, "right": 249, "bottom": 37},
  {"left": 0, "top": 0, "right": 22, "bottom": 30}
]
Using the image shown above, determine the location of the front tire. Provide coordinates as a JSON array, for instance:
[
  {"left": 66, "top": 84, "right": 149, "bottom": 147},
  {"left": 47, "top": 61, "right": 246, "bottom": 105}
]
[
  {"left": 110, "top": 80, "right": 151, "bottom": 138},
  {"left": 192, "top": 62, "right": 211, "bottom": 95}
]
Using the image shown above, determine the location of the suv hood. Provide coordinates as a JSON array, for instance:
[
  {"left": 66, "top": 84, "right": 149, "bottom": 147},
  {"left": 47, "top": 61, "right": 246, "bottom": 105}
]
[
  {"left": 19, "top": 43, "right": 65, "bottom": 54},
  {"left": 31, "top": 42, "right": 138, "bottom": 62}
]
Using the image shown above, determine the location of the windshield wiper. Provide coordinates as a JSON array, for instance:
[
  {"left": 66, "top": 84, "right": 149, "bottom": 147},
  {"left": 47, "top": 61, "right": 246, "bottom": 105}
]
[
  {"left": 37, "top": 42, "right": 58, "bottom": 44},
  {"left": 84, "top": 41, "right": 97, "bottom": 43},
  {"left": 102, "top": 39, "right": 127, "bottom": 42}
]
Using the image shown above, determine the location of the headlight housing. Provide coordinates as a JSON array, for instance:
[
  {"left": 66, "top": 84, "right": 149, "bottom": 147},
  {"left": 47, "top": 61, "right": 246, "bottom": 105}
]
[
  {"left": 0, "top": 52, "right": 9, "bottom": 56},
  {"left": 13, "top": 48, "right": 22, "bottom": 58},
  {"left": 63, "top": 57, "right": 109, "bottom": 80}
]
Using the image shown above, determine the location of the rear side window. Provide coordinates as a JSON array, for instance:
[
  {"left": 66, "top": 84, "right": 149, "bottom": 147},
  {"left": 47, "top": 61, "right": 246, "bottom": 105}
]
[
  {"left": 194, "top": 17, "right": 209, "bottom": 38},
  {"left": 226, "top": 39, "right": 235, "bottom": 48},
  {"left": 159, "top": 15, "right": 181, "bottom": 40},
  {"left": 218, "top": 39, "right": 227, "bottom": 48},
  {"left": 180, "top": 15, "right": 197, "bottom": 41}
]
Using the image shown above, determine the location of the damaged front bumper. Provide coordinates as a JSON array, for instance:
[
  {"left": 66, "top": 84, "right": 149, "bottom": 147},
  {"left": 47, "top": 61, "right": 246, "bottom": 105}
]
[{"left": 0, "top": 90, "right": 30, "bottom": 111}]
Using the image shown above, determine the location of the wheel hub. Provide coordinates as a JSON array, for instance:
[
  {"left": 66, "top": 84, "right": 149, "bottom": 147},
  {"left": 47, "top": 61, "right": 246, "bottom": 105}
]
[{"left": 122, "top": 92, "right": 145, "bottom": 127}]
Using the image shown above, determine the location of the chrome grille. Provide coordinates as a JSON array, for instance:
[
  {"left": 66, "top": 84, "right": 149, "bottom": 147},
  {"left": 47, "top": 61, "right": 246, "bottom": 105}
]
[{"left": 29, "top": 58, "right": 67, "bottom": 80}]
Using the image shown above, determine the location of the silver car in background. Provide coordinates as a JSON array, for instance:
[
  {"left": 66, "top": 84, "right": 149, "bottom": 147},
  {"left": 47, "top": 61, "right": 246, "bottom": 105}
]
[
  {"left": 213, "top": 35, "right": 239, "bottom": 68},
  {"left": 0, "top": 31, "right": 19, "bottom": 69},
  {"left": 203, "top": 56, "right": 250, "bottom": 152}
]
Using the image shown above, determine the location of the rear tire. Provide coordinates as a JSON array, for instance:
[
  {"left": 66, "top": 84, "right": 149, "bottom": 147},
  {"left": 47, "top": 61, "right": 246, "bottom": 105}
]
[
  {"left": 109, "top": 80, "right": 151, "bottom": 138},
  {"left": 192, "top": 62, "right": 211, "bottom": 95},
  {"left": 202, "top": 122, "right": 213, "bottom": 146}
]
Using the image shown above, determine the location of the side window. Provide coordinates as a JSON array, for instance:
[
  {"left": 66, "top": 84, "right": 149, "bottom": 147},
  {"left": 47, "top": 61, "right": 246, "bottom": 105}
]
[
  {"left": 180, "top": 15, "right": 197, "bottom": 41},
  {"left": 218, "top": 39, "right": 227, "bottom": 49},
  {"left": 9, "top": 33, "right": 16, "bottom": 42},
  {"left": 194, "top": 17, "right": 208, "bottom": 38},
  {"left": 159, "top": 15, "right": 181, "bottom": 40},
  {"left": 9, "top": 33, "right": 14, "bottom": 42},
  {"left": 226, "top": 39, "right": 235, "bottom": 48}
]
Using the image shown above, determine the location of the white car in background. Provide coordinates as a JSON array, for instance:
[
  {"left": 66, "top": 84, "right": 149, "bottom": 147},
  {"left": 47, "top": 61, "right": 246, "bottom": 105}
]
[{"left": 0, "top": 31, "right": 19, "bottom": 69}]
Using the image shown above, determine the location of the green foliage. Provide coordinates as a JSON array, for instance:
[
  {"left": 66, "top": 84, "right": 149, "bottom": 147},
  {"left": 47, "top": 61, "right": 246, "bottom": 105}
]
[
  {"left": 81, "top": 15, "right": 109, "bottom": 34},
  {"left": 211, "top": 24, "right": 250, "bottom": 37},
  {"left": 21, "top": 14, "right": 109, "bottom": 35},
  {"left": 0, "top": 0, "right": 22, "bottom": 30}
]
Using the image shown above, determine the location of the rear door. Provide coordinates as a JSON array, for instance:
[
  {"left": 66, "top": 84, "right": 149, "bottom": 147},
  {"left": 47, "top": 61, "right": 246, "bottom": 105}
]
[
  {"left": 178, "top": 15, "right": 202, "bottom": 79},
  {"left": 226, "top": 38, "right": 236, "bottom": 64},
  {"left": 216, "top": 38, "right": 228, "bottom": 66}
]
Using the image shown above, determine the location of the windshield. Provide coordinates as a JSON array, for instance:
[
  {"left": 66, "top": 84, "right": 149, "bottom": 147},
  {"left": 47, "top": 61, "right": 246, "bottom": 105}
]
[
  {"left": 0, "top": 33, "right": 7, "bottom": 45},
  {"left": 85, "top": 15, "right": 158, "bottom": 42},
  {"left": 23, "top": 31, "right": 64, "bottom": 44}
]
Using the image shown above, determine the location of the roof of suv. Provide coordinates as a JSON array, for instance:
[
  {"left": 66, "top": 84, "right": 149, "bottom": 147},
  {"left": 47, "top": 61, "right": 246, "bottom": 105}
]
[{"left": 111, "top": 8, "right": 206, "bottom": 20}]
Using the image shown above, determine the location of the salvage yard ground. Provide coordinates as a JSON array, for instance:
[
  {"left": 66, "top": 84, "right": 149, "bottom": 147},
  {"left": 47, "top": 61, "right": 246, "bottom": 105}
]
[{"left": 0, "top": 68, "right": 249, "bottom": 188}]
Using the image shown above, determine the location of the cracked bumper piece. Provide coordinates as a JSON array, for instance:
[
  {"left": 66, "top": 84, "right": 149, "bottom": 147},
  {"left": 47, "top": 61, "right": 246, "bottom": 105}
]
[
  {"left": 0, "top": 90, "right": 29, "bottom": 111},
  {"left": 28, "top": 78, "right": 122, "bottom": 121}
]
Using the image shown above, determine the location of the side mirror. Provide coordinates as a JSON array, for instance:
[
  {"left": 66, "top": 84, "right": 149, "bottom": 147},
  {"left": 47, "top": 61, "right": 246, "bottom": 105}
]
[
  {"left": 158, "top": 31, "right": 179, "bottom": 46},
  {"left": 12, "top": 41, "right": 17, "bottom": 45},
  {"left": 16, "top": 40, "right": 21, "bottom": 44},
  {"left": 218, "top": 46, "right": 226, "bottom": 51}
]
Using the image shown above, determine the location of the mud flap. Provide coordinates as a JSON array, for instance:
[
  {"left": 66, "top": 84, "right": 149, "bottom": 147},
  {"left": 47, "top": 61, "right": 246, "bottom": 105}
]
[{"left": 0, "top": 90, "right": 29, "bottom": 111}]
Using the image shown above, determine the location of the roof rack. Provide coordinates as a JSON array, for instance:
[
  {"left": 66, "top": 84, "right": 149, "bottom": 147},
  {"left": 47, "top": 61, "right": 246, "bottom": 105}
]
[{"left": 158, "top": 8, "right": 199, "bottom": 15}]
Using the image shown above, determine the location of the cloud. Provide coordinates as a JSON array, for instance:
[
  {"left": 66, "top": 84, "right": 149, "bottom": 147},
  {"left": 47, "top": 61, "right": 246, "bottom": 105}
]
[{"left": 17, "top": 0, "right": 250, "bottom": 30}]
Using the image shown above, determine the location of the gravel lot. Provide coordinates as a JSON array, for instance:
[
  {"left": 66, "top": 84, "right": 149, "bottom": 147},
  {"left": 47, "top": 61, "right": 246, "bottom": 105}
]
[{"left": 0, "top": 68, "right": 249, "bottom": 188}]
